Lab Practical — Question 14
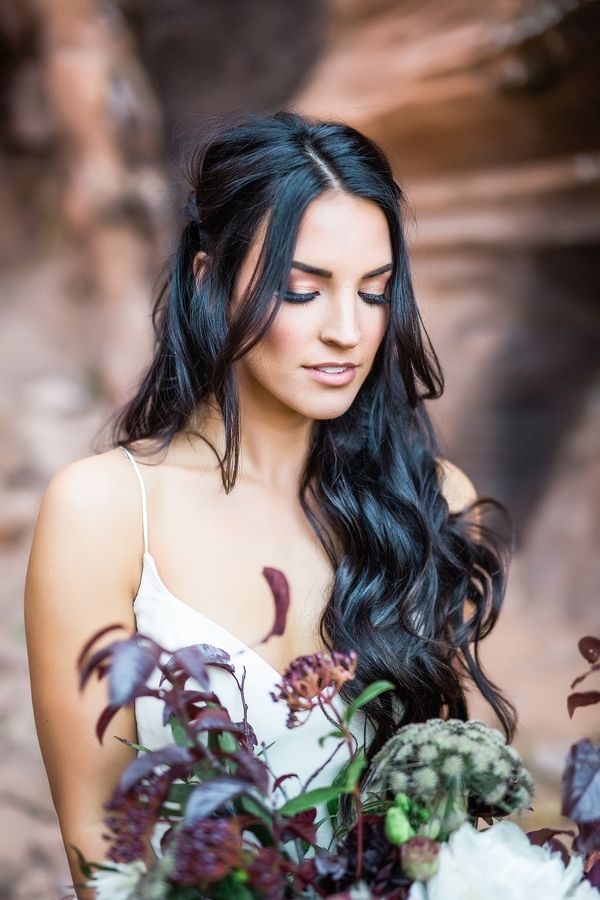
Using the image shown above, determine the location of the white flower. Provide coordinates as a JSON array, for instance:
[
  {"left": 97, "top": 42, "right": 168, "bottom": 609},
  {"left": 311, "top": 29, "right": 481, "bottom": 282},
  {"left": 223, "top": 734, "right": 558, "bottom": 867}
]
[
  {"left": 440, "top": 755, "right": 463, "bottom": 778},
  {"left": 86, "top": 860, "right": 148, "bottom": 900},
  {"left": 418, "top": 743, "right": 439, "bottom": 763},
  {"left": 407, "top": 821, "right": 599, "bottom": 900}
]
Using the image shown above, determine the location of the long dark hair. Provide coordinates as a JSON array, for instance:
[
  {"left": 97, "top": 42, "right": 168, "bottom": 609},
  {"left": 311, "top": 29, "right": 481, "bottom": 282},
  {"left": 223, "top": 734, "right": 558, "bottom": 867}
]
[{"left": 104, "top": 109, "right": 517, "bottom": 757}]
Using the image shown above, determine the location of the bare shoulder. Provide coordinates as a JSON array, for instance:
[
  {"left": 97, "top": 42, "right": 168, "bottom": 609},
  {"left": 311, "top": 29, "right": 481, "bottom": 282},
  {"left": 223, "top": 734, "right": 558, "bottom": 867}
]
[
  {"left": 435, "top": 457, "right": 478, "bottom": 514},
  {"left": 27, "top": 447, "right": 144, "bottom": 605},
  {"left": 40, "top": 447, "right": 133, "bottom": 516}
]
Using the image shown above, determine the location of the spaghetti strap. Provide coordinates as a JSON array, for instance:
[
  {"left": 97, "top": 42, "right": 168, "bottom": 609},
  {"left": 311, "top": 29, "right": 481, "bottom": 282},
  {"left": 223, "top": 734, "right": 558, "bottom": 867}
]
[{"left": 120, "top": 446, "right": 149, "bottom": 555}]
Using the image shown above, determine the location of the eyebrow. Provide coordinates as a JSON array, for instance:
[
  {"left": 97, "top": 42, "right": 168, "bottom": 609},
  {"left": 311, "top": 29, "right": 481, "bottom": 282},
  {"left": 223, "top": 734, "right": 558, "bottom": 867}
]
[{"left": 291, "top": 260, "right": 393, "bottom": 279}]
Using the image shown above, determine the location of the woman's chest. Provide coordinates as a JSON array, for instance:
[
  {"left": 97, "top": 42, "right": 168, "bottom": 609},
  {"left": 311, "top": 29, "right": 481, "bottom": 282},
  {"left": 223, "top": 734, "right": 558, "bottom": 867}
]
[{"left": 148, "top": 474, "right": 335, "bottom": 672}]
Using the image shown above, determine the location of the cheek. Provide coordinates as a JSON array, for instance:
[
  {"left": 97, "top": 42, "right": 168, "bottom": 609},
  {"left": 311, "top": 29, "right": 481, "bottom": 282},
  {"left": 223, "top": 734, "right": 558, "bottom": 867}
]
[
  {"left": 243, "top": 312, "right": 306, "bottom": 377},
  {"left": 259, "top": 313, "right": 307, "bottom": 361},
  {"left": 364, "top": 307, "right": 390, "bottom": 354}
]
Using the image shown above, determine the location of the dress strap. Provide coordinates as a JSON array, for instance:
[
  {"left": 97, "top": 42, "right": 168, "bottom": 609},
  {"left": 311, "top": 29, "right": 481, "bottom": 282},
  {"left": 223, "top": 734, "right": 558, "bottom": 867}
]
[{"left": 120, "top": 446, "right": 149, "bottom": 555}]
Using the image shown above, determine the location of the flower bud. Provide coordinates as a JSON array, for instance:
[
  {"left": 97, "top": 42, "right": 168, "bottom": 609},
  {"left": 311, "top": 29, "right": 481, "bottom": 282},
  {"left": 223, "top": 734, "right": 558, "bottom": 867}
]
[
  {"left": 385, "top": 806, "right": 415, "bottom": 845},
  {"left": 394, "top": 792, "right": 411, "bottom": 813},
  {"left": 400, "top": 836, "right": 440, "bottom": 881}
]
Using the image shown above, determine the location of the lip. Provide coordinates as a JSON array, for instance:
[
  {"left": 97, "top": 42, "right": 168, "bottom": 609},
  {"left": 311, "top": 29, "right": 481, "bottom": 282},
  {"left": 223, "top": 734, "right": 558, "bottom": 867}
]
[
  {"left": 303, "top": 364, "right": 357, "bottom": 386},
  {"left": 308, "top": 361, "right": 358, "bottom": 368}
]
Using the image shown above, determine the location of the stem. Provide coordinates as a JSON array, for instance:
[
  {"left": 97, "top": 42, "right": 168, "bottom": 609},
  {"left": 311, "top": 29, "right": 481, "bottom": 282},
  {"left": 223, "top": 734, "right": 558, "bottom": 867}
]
[
  {"left": 301, "top": 740, "right": 345, "bottom": 793},
  {"left": 339, "top": 727, "right": 364, "bottom": 880},
  {"left": 354, "top": 785, "right": 364, "bottom": 880}
]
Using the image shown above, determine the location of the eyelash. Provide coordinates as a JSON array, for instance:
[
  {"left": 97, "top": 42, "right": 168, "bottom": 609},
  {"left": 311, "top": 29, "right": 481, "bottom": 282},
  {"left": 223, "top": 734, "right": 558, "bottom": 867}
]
[{"left": 281, "top": 291, "right": 390, "bottom": 305}]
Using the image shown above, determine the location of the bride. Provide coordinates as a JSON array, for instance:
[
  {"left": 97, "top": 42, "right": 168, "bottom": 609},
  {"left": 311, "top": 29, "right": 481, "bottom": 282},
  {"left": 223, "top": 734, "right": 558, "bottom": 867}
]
[{"left": 24, "top": 109, "right": 516, "bottom": 897}]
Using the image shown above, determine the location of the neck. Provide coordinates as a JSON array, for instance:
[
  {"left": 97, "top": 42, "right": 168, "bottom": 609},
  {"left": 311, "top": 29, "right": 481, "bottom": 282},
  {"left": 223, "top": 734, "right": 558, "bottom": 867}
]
[{"left": 180, "top": 385, "right": 315, "bottom": 496}]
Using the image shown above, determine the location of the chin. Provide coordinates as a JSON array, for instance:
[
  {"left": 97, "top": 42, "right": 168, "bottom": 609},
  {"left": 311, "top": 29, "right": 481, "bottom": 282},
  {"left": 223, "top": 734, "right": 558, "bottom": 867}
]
[{"left": 288, "top": 394, "right": 358, "bottom": 421}]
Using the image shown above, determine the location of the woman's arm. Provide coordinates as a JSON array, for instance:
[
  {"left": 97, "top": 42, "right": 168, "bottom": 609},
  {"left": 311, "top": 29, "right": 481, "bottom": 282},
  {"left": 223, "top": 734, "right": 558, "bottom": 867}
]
[{"left": 24, "top": 454, "right": 146, "bottom": 899}]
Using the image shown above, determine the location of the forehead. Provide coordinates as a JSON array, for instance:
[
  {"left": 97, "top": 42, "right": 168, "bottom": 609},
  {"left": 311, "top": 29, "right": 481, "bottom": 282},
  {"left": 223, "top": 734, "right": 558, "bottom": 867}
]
[
  {"left": 293, "top": 191, "right": 391, "bottom": 271},
  {"left": 239, "top": 190, "right": 392, "bottom": 289}
]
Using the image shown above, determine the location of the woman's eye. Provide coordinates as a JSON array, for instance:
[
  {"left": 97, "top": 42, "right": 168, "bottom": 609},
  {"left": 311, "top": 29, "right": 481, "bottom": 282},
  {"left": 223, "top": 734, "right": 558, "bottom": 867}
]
[
  {"left": 281, "top": 290, "right": 320, "bottom": 303},
  {"left": 279, "top": 289, "right": 390, "bottom": 305},
  {"left": 358, "top": 291, "right": 390, "bottom": 305}
]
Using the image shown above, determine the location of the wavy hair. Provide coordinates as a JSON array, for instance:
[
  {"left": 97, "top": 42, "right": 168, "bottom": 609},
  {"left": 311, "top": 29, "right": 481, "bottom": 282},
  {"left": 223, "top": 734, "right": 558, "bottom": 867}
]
[{"left": 104, "top": 109, "right": 517, "bottom": 759}]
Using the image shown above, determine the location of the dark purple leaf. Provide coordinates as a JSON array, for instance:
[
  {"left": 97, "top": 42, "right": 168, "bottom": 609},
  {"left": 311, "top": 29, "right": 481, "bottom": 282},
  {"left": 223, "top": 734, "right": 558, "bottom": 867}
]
[
  {"left": 77, "top": 623, "right": 127, "bottom": 669},
  {"left": 230, "top": 750, "right": 270, "bottom": 793},
  {"left": 161, "top": 643, "right": 234, "bottom": 683},
  {"left": 314, "top": 848, "right": 348, "bottom": 879},
  {"left": 118, "top": 746, "right": 192, "bottom": 794},
  {"left": 195, "top": 643, "right": 235, "bottom": 671},
  {"left": 568, "top": 691, "right": 600, "bottom": 718},
  {"left": 587, "top": 855, "right": 600, "bottom": 887},
  {"left": 79, "top": 641, "right": 121, "bottom": 690},
  {"left": 574, "top": 819, "right": 600, "bottom": 857},
  {"left": 159, "top": 822, "right": 177, "bottom": 855},
  {"left": 160, "top": 690, "right": 220, "bottom": 727},
  {"left": 96, "top": 704, "right": 120, "bottom": 744},
  {"left": 109, "top": 637, "right": 162, "bottom": 706},
  {"left": 579, "top": 637, "right": 600, "bottom": 665},
  {"left": 259, "top": 567, "right": 290, "bottom": 643},
  {"left": 281, "top": 809, "right": 319, "bottom": 847},
  {"left": 562, "top": 739, "right": 600, "bottom": 823},
  {"left": 571, "top": 664, "right": 600, "bottom": 690},
  {"left": 527, "top": 826, "right": 575, "bottom": 843},
  {"left": 527, "top": 828, "right": 574, "bottom": 866},
  {"left": 234, "top": 718, "right": 258, "bottom": 751},
  {"left": 185, "top": 778, "right": 249, "bottom": 823},
  {"left": 273, "top": 772, "right": 301, "bottom": 792},
  {"left": 160, "top": 645, "right": 212, "bottom": 690},
  {"left": 191, "top": 707, "right": 244, "bottom": 734}
]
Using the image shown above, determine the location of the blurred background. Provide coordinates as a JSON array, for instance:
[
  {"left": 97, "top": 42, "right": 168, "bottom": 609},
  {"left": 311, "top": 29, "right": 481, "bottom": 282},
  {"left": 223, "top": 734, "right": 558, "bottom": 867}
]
[{"left": 1, "top": 0, "right": 599, "bottom": 895}]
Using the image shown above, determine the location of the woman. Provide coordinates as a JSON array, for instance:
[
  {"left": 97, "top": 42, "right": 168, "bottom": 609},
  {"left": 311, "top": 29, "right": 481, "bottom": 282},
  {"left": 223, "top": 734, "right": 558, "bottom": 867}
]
[{"left": 24, "top": 109, "right": 516, "bottom": 896}]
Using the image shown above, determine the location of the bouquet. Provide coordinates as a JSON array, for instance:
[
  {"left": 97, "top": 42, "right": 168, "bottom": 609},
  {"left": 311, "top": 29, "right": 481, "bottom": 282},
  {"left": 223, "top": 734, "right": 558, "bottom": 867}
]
[{"left": 72, "top": 569, "right": 600, "bottom": 898}]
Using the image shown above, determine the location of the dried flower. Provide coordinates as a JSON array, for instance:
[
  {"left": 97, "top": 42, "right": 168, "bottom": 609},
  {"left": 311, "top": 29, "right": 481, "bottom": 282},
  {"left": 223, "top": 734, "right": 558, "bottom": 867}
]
[
  {"left": 270, "top": 650, "right": 357, "bottom": 726},
  {"left": 169, "top": 818, "right": 244, "bottom": 886},
  {"left": 247, "top": 847, "right": 288, "bottom": 900},
  {"left": 102, "top": 771, "right": 172, "bottom": 863}
]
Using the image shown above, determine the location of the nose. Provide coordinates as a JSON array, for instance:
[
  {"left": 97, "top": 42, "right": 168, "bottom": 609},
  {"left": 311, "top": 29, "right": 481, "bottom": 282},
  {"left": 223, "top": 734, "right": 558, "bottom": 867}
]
[{"left": 319, "top": 290, "right": 361, "bottom": 348}]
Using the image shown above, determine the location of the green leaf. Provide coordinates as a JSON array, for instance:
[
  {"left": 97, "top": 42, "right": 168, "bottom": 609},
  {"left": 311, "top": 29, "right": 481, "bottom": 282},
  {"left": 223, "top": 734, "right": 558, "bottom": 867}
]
[
  {"left": 114, "top": 735, "right": 153, "bottom": 754},
  {"left": 239, "top": 794, "right": 273, "bottom": 828},
  {"left": 218, "top": 730, "right": 239, "bottom": 753},
  {"left": 70, "top": 845, "right": 121, "bottom": 879},
  {"left": 214, "top": 875, "right": 255, "bottom": 900},
  {"left": 278, "top": 785, "right": 346, "bottom": 817},
  {"left": 326, "top": 758, "right": 354, "bottom": 819},
  {"left": 318, "top": 730, "right": 345, "bottom": 747},
  {"left": 342, "top": 680, "right": 395, "bottom": 724},
  {"left": 343, "top": 748, "right": 367, "bottom": 790},
  {"left": 169, "top": 716, "right": 194, "bottom": 748}
]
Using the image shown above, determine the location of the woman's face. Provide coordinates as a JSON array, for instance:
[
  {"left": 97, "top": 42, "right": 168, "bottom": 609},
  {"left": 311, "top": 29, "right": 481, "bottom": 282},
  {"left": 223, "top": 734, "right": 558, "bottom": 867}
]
[{"left": 231, "top": 190, "right": 392, "bottom": 421}]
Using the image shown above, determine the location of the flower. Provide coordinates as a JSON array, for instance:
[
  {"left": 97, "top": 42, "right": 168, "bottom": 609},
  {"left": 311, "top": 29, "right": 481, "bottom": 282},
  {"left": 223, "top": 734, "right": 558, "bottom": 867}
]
[
  {"left": 407, "top": 821, "right": 600, "bottom": 900},
  {"left": 102, "top": 770, "right": 173, "bottom": 863},
  {"left": 401, "top": 836, "right": 440, "bottom": 881},
  {"left": 270, "top": 650, "right": 357, "bottom": 726},
  {"left": 86, "top": 860, "right": 147, "bottom": 899},
  {"left": 361, "top": 718, "right": 534, "bottom": 826},
  {"left": 170, "top": 818, "right": 244, "bottom": 885}
]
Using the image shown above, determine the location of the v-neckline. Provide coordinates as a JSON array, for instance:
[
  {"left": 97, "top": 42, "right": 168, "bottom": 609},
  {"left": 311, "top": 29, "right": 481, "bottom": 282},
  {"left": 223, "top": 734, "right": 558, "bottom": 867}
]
[{"left": 135, "top": 551, "right": 287, "bottom": 682}]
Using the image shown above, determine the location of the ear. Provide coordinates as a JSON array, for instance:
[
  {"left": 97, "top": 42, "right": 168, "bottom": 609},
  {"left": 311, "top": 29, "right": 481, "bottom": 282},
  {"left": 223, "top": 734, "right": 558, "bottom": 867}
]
[{"left": 193, "top": 250, "right": 208, "bottom": 283}]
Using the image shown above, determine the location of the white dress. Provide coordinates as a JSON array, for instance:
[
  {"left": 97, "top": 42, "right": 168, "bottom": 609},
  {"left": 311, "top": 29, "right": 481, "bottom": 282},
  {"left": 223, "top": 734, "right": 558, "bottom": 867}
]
[{"left": 120, "top": 446, "right": 374, "bottom": 859}]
